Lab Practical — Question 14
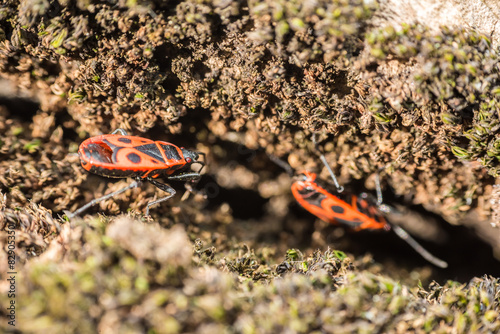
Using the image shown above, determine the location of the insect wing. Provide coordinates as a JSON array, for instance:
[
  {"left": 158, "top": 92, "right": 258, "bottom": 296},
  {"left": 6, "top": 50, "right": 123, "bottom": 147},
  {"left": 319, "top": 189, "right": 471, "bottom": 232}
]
[
  {"left": 292, "top": 177, "right": 387, "bottom": 230},
  {"left": 79, "top": 135, "right": 185, "bottom": 177},
  {"left": 292, "top": 182, "right": 362, "bottom": 228}
]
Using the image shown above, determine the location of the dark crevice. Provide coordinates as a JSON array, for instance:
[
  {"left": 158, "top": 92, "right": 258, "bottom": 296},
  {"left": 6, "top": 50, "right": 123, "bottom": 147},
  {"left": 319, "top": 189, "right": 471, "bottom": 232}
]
[
  {"left": 0, "top": 96, "right": 40, "bottom": 121},
  {"left": 195, "top": 175, "right": 268, "bottom": 220}
]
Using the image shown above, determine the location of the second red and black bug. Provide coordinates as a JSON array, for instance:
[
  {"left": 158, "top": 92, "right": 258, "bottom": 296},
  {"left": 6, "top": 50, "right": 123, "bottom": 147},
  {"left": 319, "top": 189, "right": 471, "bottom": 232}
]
[
  {"left": 271, "top": 138, "right": 448, "bottom": 268},
  {"left": 68, "top": 129, "right": 204, "bottom": 218}
]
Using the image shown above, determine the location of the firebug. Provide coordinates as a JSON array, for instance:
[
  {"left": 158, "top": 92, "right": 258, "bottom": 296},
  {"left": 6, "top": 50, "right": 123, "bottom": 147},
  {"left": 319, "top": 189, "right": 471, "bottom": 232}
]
[
  {"left": 68, "top": 129, "right": 204, "bottom": 217},
  {"left": 271, "top": 138, "right": 448, "bottom": 268}
]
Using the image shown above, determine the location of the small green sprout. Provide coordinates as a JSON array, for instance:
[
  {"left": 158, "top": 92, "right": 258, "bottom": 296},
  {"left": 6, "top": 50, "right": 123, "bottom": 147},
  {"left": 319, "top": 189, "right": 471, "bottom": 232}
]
[
  {"left": 451, "top": 146, "right": 471, "bottom": 159},
  {"left": 50, "top": 28, "right": 68, "bottom": 49},
  {"left": 332, "top": 250, "right": 347, "bottom": 260},
  {"left": 23, "top": 139, "right": 42, "bottom": 153}
]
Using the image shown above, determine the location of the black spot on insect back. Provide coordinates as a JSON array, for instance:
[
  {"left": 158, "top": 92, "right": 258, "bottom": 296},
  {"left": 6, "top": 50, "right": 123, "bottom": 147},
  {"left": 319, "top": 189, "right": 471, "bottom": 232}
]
[
  {"left": 117, "top": 137, "right": 132, "bottom": 144},
  {"left": 331, "top": 205, "right": 345, "bottom": 214},
  {"left": 127, "top": 152, "right": 141, "bottom": 163}
]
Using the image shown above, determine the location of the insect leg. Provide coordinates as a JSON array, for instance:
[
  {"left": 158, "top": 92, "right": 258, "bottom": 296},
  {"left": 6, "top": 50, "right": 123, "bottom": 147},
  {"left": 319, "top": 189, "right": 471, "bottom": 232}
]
[
  {"left": 167, "top": 172, "right": 201, "bottom": 182},
  {"left": 373, "top": 174, "right": 392, "bottom": 214},
  {"left": 391, "top": 224, "right": 448, "bottom": 268},
  {"left": 146, "top": 178, "right": 176, "bottom": 216},
  {"left": 375, "top": 174, "right": 383, "bottom": 206},
  {"left": 111, "top": 129, "right": 128, "bottom": 135},
  {"left": 318, "top": 154, "right": 344, "bottom": 193},
  {"left": 68, "top": 179, "right": 142, "bottom": 218},
  {"left": 312, "top": 133, "right": 344, "bottom": 192},
  {"left": 168, "top": 172, "right": 206, "bottom": 201}
]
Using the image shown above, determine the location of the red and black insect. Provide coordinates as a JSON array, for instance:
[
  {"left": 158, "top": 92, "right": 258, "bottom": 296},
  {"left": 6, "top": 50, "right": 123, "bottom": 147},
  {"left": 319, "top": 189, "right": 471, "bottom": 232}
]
[
  {"left": 292, "top": 170, "right": 390, "bottom": 232},
  {"left": 271, "top": 144, "right": 448, "bottom": 268},
  {"left": 68, "top": 129, "right": 204, "bottom": 217}
]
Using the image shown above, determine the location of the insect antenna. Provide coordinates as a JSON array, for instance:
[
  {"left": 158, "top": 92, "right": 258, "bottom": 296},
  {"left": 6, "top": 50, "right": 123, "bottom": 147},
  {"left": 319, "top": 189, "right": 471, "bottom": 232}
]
[
  {"left": 180, "top": 151, "right": 206, "bottom": 201},
  {"left": 194, "top": 151, "right": 206, "bottom": 174},
  {"left": 269, "top": 154, "right": 295, "bottom": 177}
]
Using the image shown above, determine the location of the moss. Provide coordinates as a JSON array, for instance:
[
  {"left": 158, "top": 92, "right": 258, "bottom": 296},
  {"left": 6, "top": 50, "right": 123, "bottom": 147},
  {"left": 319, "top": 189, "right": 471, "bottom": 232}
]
[
  {"left": 1, "top": 1, "right": 500, "bottom": 332},
  {"left": 361, "top": 24, "right": 500, "bottom": 178},
  {"left": 1, "top": 203, "right": 500, "bottom": 332}
]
